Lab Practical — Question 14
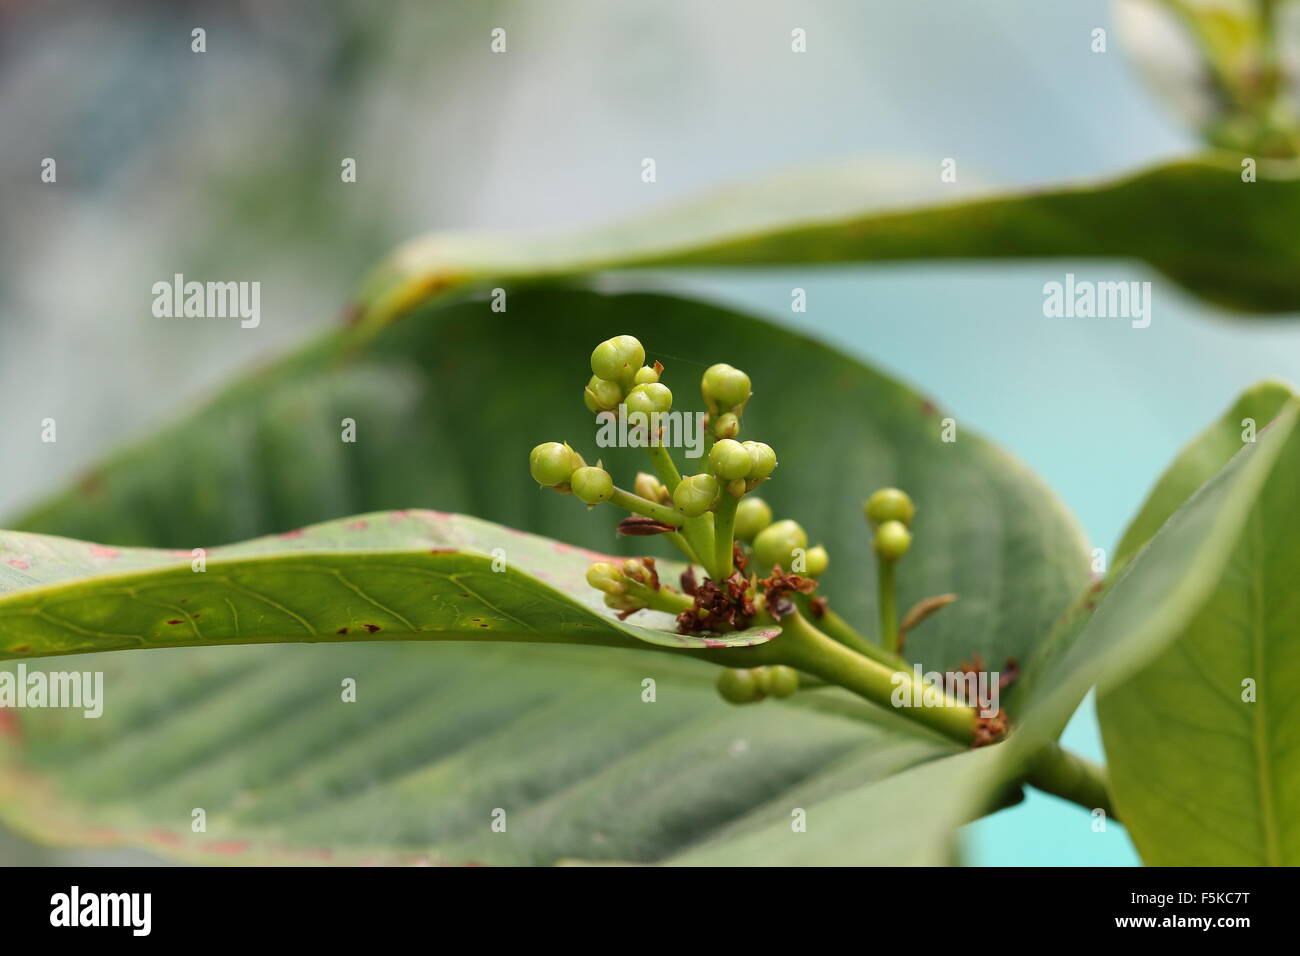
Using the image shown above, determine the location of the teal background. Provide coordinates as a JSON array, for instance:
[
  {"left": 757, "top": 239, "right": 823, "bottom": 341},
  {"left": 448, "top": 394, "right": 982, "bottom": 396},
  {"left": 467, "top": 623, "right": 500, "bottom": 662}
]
[{"left": 3, "top": 0, "right": 1298, "bottom": 864}]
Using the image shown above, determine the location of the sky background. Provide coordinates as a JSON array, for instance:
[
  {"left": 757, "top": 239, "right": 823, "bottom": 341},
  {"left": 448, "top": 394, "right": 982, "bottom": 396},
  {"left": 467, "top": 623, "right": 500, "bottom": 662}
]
[{"left": 3, "top": 0, "right": 1296, "bottom": 865}]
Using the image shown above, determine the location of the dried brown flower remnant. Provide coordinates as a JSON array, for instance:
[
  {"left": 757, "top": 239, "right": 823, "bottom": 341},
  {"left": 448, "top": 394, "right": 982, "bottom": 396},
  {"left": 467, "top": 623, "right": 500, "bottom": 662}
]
[
  {"left": 973, "top": 710, "right": 1009, "bottom": 748},
  {"left": 677, "top": 572, "right": 754, "bottom": 634},
  {"left": 758, "top": 564, "right": 817, "bottom": 620}
]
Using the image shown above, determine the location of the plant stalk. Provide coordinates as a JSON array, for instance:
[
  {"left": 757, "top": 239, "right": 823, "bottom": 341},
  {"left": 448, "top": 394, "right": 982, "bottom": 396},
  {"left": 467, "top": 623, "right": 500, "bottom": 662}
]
[
  {"left": 1024, "top": 742, "right": 1117, "bottom": 821},
  {"left": 646, "top": 444, "right": 682, "bottom": 492},
  {"left": 759, "top": 611, "right": 976, "bottom": 744},
  {"left": 878, "top": 560, "right": 899, "bottom": 654},
  {"left": 607, "top": 487, "right": 687, "bottom": 526},
  {"left": 802, "top": 598, "right": 908, "bottom": 669},
  {"left": 713, "top": 490, "right": 739, "bottom": 579},
  {"left": 686, "top": 613, "right": 1113, "bottom": 820}
]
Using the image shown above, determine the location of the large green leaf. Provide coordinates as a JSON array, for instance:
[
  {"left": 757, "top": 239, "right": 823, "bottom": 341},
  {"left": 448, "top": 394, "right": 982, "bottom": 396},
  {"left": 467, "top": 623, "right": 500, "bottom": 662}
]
[
  {"left": 1114, "top": 380, "right": 1297, "bottom": 564},
  {"left": 1010, "top": 397, "right": 1298, "bottom": 762},
  {"left": 666, "top": 745, "right": 1012, "bottom": 866},
  {"left": 2, "top": 288, "right": 1088, "bottom": 863},
  {"left": 0, "top": 642, "right": 961, "bottom": 865},
  {"left": 356, "top": 156, "right": 1300, "bottom": 321},
  {"left": 1097, "top": 392, "right": 1300, "bottom": 865},
  {"left": 0, "top": 511, "right": 776, "bottom": 660}
]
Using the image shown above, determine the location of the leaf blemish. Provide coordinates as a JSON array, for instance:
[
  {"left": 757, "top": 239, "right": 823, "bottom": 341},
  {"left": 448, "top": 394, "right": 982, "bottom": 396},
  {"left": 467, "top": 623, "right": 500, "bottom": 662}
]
[
  {"left": 337, "top": 627, "right": 349, "bottom": 634},
  {"left": 363, "top": 624, "right": 381, "bottom": 633}
]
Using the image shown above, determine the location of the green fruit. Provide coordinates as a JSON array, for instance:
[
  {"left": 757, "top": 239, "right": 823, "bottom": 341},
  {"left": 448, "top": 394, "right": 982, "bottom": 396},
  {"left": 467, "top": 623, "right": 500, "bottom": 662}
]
[
  {"left": 709, "top": 438, "right": 752, "bottom": 480},
  {"left": 764, "top": 665, "right": 800, "bottom": 699},
  {"left": 733, "top": 497, "right": 773, "bottom": 541},
  {"left": 591, "top": 335, "right": 645, "bottom": 384},
  {"left": 672, "top": 474, "right": 719, "bottom": 517},
  {"left": 804, "top": 544, "right": 829, "bottom": 577},
  {"left": 864, "top": 487, "right": 916, "bottom": 527},
  {"left": 625, "top": 382, "right": 673, "bottom": 417},
  {"left": 583, "top": 375, "right": 622, "bottom": 413},
  {"left": 753, "top": 519, "right": 808, "bottom": 568},
  {"left": 713, "top": 412, "right": 740, "bottom": 439},
  {"left": 716, "top": 667, "right": 764, "bottom": 704},
  {"left": 874, "top": 520, "right": 912, "bottom": 560},
  {"left": 633, "top": 365, "right": 660, "bottom": 385},
  {"left": 701, "top": 363, "right": 752, "bottom": 412},
  {"left": 571, "top": 465, "right": 614, "bottom": 505},
  {"left": 743, "top": 441, "right": 777, "bottom": 480},
  {"left": 529, "top": 442, "right": 581, "bottom": 487}
]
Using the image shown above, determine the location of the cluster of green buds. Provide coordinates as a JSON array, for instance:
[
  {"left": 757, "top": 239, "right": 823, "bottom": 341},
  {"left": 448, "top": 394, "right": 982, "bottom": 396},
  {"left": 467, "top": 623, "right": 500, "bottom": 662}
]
[
  {"left": 531, "top": 334, "right": 796, "bottom": 587},
  {"left": 700, "top": 362, "right": 752, "bottom": 438},
  {"left": 583, "top": 334, "right": 669, "bottom": 416},
  {"left": 528, "top": 335, "right": 963, "bottom": 724},
  {"left": 865, "top": 487, "right": 915, "bottom": 560},
  {"left": 584, "top": 557, "right": 682, "bottom": 616},
  {"left": 715, "top": 665, "right": 800, "bottom": 704},
  {"left": 864, "top": 486, "right": 917, "bottom": 655}
]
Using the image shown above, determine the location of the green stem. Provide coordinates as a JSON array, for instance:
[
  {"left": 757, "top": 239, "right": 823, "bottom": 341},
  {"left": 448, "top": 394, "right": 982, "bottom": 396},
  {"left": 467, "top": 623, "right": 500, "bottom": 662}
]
[
  {"left": 644, "top": 444, "right": 720, "bottom": 567},
  {"left": 646, "top": 444, "right": 682, "bottom": 492},
  {"left": 749, "top": 611, "right": 976, "bottom": 744},
  {"left": 803, "top": 598, "right": 907, "bottom": 669},
  {"left": 627, "top": 582, "right": 693, "bottom": 616},
  {"left": 1024, "top": 743, "right": 1117, "bottom": 821},
  {"left": 663, "top": 531, "right": 700, "bottom": 565},
  {"left": 683, "top": 613, "right": 1109, "bottom": 819},
  {"left": 713, "top": 491, "right": 739, "bottom": 579},
  {"left": 878, "top": 559, "right": 899, "bottom": 654},
  {"left": 608, "top": 487, "right": 687, "bottom": 526}
]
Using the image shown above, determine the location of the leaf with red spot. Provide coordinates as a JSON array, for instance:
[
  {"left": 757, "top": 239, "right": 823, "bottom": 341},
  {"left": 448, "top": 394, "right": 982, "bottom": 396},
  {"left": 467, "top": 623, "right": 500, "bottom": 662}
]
[{"left": 0, "top": 510, "right": 777, "bottom": 661}]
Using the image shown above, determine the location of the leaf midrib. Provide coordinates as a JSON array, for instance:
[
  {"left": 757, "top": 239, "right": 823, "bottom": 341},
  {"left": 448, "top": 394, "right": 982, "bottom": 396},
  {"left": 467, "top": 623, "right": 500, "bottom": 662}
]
[{"left": 1248, "top": 511, "right": 1282, "bottom": 866}]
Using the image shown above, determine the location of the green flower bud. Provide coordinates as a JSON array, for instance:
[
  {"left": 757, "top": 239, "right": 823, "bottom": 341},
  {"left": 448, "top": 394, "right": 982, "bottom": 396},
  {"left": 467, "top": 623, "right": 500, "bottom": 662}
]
[
  {"left": 742, "top": 441, "right": 777, "bottom": 481},
  {"left": 634, "top": 471, "right": 668, "bottom": 503},
  {"left": 763, "top": 665, "right": 800, "bottom": 699},
  {"left": 716, "top": 667, "right": 764, "bottom": 704},
  {"left": 672, "top": 474, "right": 719, "bottom": 517},
  {"left": 733, "top": 496, "right": 773, "bottom": 541},
  {"left": 804, "top": 544, "right": 829, "bottom": 577},
  {"left": 529, "top": 441, "right": 582, "bottom": 487},
  {"left": 571, "top": 465, "right": 614, "bottom": 505},
  {"left": 583, "top": 375, "right": 622, "bottom": 414},
  {"left": 753, "top": 519, "right": 808, "bottom": 568},
  {"left": 586, "top": 562, "right": 626, "bottom": 595},
  {"left": 622, "top": 558, "right": 653, "bottom": 584},
  {"left": 864, "top": 487, "right": 916, "bottom": 527},
  {"left": 591, "top": 335, "right": 645, "bottom": 385},
  {"left": 624, "top": 382, "right": 673, "bottom": 417},
  {"left": 713, "top": 412, "right": 740, "bottom": 439},
  {"left": 633, "top": 364, "right": 660, "bottom": 385},
  {"left": 709, "top": 438, "right": 752, "bottom": 481},
  {"left": 874, "top": 520, "right": 912, "bottom": 561},
  {"left": 701, "top": 363, "right": 752, "bottom": 412}
]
